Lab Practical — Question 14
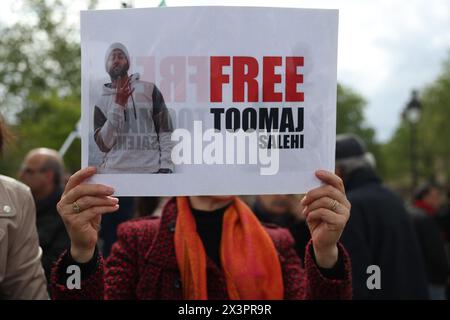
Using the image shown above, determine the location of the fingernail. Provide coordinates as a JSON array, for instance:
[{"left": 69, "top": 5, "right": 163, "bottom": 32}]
[
  {"left": 106, "top": 187, "right": 115, "bottom": 193},
  {"left": 87, "top": 166, "right": 96, "bottom": 173},
  {"left": 301, "top": 195, "right": 307, "bottom": 204},
  {"left": 110, "top": 197, "right": 119, "bottom": 203}
]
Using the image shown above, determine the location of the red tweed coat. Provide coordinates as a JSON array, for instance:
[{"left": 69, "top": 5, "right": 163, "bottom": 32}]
[{"left": 51, "top": 198, "right": 352, "bottom": 299}]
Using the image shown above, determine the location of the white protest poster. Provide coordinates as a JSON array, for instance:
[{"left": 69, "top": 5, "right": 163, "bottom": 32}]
[{"left": 81, "top": 6, "right": 338, "bottom": 196}]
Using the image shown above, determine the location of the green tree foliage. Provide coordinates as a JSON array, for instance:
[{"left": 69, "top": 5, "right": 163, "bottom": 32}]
[
  {"left": 419, "top": 53, "right": 450, "bottom": 185},
  {"left": 0, "top": 0, "right": 98, "bottom": 176},
  {"left": 0, "top": 0, "right": 83, "bottom": 111},
  {"left": 382, "top": 51, "right": 450, "bottom": 188},
  {"left": 336, "top": 83, "right": 382, "bottom": 172},
  {"left": 380, "top": 122, "right": 410, "bottom": 187},
  {"left": 0, "top": 93, "right": 81, "bottom": 175}
]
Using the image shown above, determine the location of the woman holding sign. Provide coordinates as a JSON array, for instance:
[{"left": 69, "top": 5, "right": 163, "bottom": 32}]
[{"left": 51, "top": 167, "right": 352, "bottom": 299}]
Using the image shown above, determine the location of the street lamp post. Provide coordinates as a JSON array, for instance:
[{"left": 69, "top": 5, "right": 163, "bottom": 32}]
[{"left": 402, "top": 90, "right": 422, "bottom": 191}]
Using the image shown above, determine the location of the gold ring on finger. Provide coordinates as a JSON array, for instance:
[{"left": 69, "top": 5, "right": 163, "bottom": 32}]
[
  {"left": 72, "top": 201, "right": 81, "bottom": 214},
  {"left": 330, "top": 199, "right": 338, "bottom": 212}
]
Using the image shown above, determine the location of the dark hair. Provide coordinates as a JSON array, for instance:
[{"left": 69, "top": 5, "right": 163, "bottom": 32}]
[
  {"left": 134, "top": 197, "right": 160, "bottom": 217},
  {"left": 336, "top": 134, "right": 367, "bottom": 160},
  {"left": 414, "top": 183, "right": 440, "bottom": 201}
]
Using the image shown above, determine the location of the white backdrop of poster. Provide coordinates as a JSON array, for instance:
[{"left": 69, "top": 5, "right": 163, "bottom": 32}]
[{"left": 81, "top": 6, "right": 338, "bottom": 196}]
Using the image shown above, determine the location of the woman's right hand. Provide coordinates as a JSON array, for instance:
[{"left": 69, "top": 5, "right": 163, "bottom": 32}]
[{"left": 57, "top": 167, "right": 119, "bottom": 263}]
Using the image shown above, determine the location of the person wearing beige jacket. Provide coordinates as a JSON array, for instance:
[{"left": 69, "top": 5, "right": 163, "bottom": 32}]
[{"left": 0, "top": 118, "right": 48, "bottom": 299}]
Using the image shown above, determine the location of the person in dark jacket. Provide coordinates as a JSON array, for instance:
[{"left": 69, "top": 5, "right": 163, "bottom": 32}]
[
  {"left": 409, "top": 183, "right": 450, "bottom": 300},
  {"left": 19, "top": 148, "right": 70, "bottom": 289},
  {"left": 99, "top": 197, "right": 135, "bottom": 258},
  {"left": 436, "top": 191, "right": 450, "bottom": 243},
  {"left": 439, "top": 191, "right": 450, "bottom": 298},
  {"left": 336, "top": 134, "right": 429, "bottom": 299},
  {"left": 253, "top": 195, "right": 311, "bottom": 263}
]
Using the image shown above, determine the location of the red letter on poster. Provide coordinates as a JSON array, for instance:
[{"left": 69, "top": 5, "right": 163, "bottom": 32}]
[
  {"left": 210, "top": 56, "right": 230, "bottom": 102},
  {"left": 285, "top": 57, "right": 304, "bottom": 102},
  {"left": 232, "top": 56, "right": 259, "bottom": 102},
  {"left": 263, "top": 56, "right": 282, "bottom": 102}
]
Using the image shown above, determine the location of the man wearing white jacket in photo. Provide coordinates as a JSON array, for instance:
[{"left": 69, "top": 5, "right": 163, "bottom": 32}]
[{"left": 93, "top": 42, "right": 174, "bottom": 174}]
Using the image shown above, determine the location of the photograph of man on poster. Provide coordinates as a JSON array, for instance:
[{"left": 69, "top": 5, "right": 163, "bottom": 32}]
[{"left": 92, "top": 42, "right": 174, "bottom": 174}]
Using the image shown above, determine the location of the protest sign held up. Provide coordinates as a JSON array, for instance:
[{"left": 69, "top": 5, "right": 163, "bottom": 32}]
[{"left": 81, "top": 6, "right": 339, "bottom": 196}]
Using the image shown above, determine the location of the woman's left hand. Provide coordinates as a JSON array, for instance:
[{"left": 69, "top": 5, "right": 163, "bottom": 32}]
[{"left": 302, "top": 170, "right": 351, "bottom": 269}]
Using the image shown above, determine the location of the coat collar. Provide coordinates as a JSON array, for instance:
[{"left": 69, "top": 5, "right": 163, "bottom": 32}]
[
  {"left": 36, "top": 187, "right": 62, "bottom": 217},
  {"left": 344, "top": 167, "right": 381, "bottom": 192},
  {"left": 144, "top": 197, "right": 223, "bottom": 273}
]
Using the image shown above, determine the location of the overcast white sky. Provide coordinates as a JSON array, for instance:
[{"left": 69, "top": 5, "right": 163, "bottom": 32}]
[{"left": 1, "top": 0, "right": 450, "bottom": 142}]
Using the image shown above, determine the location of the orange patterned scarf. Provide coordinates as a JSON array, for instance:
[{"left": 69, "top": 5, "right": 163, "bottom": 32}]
[{"left": 174, "top": 196, "right": 284, "bottom": 300}]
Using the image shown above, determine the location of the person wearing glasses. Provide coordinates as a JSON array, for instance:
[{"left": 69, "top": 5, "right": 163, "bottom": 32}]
[{"left": 19, "top": 148, "right": 70, "bottom": 291}]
